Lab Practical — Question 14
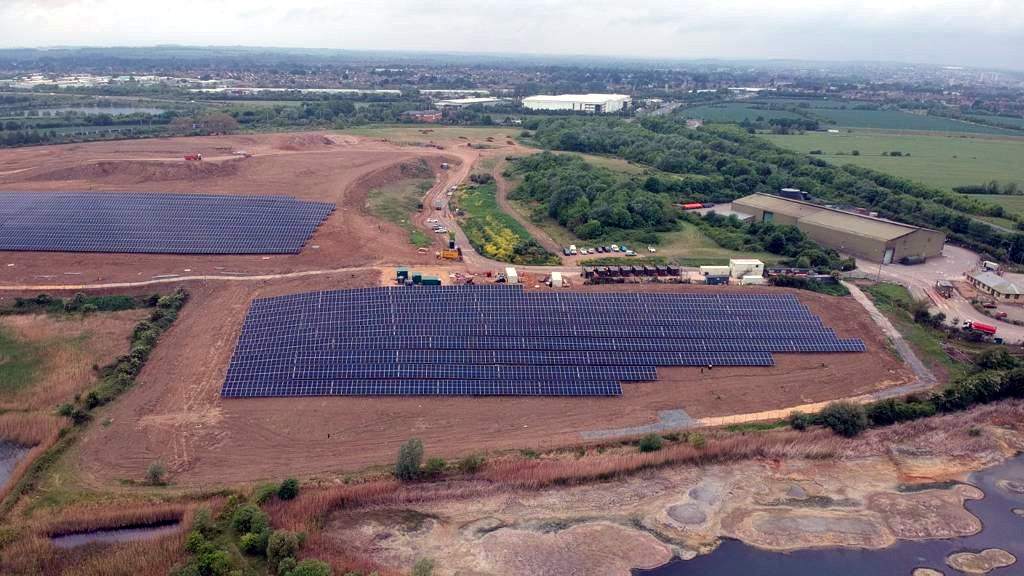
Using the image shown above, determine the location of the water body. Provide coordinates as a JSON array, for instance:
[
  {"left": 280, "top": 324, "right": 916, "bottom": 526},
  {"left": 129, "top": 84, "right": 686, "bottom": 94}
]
[
  {"left": 638, "top": 455, "right": 1024, "bottom": 576},
  {"left": 0, "top": 440, "right": 31, "bottom": 490},
  {"left": 51, "top": 521, "right": 181, "bottom": 549}
]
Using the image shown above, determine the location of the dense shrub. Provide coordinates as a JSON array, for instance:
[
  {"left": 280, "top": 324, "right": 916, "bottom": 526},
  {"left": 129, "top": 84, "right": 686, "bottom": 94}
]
[
  {"left": 638, "top": 433, "right": 663, "bottom": 452},
  {"left": 278, "top": 477, "right": 300, "bottom": 500},
  {"left": 396, "top": 438, "right": 424, "bottom": 481},
  {"left": 789, "top": 410, "right": 813, "bottom": 430},
  {"left": 232, "top": 505, "right": 269, "bottom": 535},
  {"left": 820, "top": 401, "right": 869, "bottom": 437},
  {"left": 266, "top": 530, "right": 303, "bottom": 571},
  {"left": 457, "top": 453, "right": 486, "bottom": 474}
]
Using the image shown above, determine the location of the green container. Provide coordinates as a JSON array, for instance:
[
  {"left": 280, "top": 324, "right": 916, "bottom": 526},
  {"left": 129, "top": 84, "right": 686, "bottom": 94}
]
[
  {"left": 396, "top": 267, "right": 409, "bottom": 280},
  {"left": 421, "top": 276, "right": 441, "bottom": 285},
  {"left": 412, "top": 273, "right": 422, "bottom": 285}
]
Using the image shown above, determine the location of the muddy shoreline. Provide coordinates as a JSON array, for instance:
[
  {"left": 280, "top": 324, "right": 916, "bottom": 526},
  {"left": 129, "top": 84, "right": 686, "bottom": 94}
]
[{"left": 321, "top": 403, "right": 1024, "bottom": 575}]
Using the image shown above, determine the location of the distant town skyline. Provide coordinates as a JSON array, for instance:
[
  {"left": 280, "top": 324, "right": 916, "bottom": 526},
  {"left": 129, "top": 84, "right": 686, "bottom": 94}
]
[{"left": 1, "top": 0, "right": 1022, "bottom": 71}]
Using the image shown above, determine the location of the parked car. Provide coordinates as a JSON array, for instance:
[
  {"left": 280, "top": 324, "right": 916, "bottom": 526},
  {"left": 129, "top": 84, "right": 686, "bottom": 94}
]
[
  {"left": 648, "top": 246, "right": 657, "bottom": 253},
  {"left": 625, "top": 250, "right": 637, "bottom": 257},
  {"left": 610, "top": 244, "right": 619, "bottom": 252}
]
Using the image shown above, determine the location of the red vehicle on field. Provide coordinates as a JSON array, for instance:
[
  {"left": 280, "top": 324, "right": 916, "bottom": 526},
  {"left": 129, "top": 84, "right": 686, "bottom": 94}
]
[{"left": 184, "top": 152, "right": 202, "bottom": 161}]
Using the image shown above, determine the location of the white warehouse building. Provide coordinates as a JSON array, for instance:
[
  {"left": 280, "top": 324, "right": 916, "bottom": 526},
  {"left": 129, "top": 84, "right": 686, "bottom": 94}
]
[{"left": 522, "top": 94, "right": 631, "bottom": 113}]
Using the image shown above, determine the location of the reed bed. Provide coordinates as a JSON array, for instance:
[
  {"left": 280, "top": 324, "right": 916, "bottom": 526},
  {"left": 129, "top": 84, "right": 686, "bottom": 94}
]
[{"left": 0, "top": 412, "right": 65, "bottom": 505}]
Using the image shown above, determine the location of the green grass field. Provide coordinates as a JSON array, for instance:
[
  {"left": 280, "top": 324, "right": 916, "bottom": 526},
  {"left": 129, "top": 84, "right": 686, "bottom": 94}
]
[
  {"left": 0, "top": 327, "right": 41, "bottom": 395},
  {"left": 764, "top": 132, "right": 1024, "bottom": 191},
  {"left": 366, "top": 178, "right": 434, "bottom": 248},
  {"left": 679, "top": 103, "right": 803, "bottom": 123},
  {"left": 973, "top": 194, "right": 1024, "bottom": 218},
  {"left": 456, "top": 182, "right": 560, "bottom": 265},
  {"left": 682, "top": 100, "right": 1018, "bottom": 135}
]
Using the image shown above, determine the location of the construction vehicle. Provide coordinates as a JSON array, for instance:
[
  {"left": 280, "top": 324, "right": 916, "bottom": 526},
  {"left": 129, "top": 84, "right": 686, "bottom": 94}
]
[
  {"left": 439, "top": 248, "right": 462, "bottom": 261},
  {"left": 184, "top": 152, "right": 202, "bottom": 161},
  {"left": 935, "top": 280, "right": 954, "bottom": 298},
  {"left": 963, "top": 321, "right": 997, "bottom": 335}
]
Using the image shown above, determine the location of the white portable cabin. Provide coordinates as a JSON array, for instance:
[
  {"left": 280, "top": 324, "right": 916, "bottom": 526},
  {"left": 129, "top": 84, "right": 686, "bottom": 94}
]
[
  {"left": 729, "top": 259, "right": 764, "bottom": 279},
  {"left": 505, "top": 267, "right": 519, "bottom": 285},
  {"left": 550, "top": 271, "right": 563, "bottom": 288},
  {"left": 741, "top": 275, "right": 766, "bottom": 285},
  {"left": 699, "top": 265, "right": 731, "bottom": 277}
]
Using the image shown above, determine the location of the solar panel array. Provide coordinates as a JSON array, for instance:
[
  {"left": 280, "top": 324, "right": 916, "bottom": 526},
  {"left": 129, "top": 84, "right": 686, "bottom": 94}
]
[
  {"left": 0, "top": 192, "right": 334, "bottom": 254},
  {"left": 223, "top": 285, "right": 865, "bottom": 398}
]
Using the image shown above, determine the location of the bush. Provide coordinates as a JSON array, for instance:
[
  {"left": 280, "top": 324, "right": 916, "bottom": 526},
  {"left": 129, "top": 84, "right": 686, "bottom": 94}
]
[
  {"left": 278, "top": 477, "right": 300, "bottom": 500},
  {"left": 285, "top": 559, "right": 332, "bottom": 576},
  {"left": 687, "top": 432, "right": 706, "bottom": 449},
  {"left": 146, "top": 461, "right": 167, "bottom": 485},
  {"left": 239, "top": 529, "right": 271, "bottom": 555},
  {"left": 789, "top": 410, "right": 813, "bottom": 430},
  {"left": 266, "top": 530, "right": 303, "bottom": 571},
  {"left": 412, "top": 558, "right": 434, "bottom": 576},
  {"left": 457, "top": 453, "right": 486, "bottom": 474},
  {"left": 232, "top": 505, "right": 269, "bottom": 535},
  {"left": 423, "top": 457, "right": 447, "bottom": 477},
  {"left": 255, "top": 483, "right": 280, "bottom": 505},
  {"left": 396, "top": 438, "right": 424, "bottom": 481},
  {"left": 820, "top": 401, "right": 869, "bottom": 437},
  {"left": 638, "top": 433, "right": 663, "bottom": 452}
]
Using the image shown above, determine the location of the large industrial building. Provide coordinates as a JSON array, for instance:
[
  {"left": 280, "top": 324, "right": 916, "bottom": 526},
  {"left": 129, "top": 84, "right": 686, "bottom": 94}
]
[
  {"left": 522, "top": 94, "right": 631, "bottom": 113},
  {"left": 732, "top": 193, "right": 945, "bottom": 263}
]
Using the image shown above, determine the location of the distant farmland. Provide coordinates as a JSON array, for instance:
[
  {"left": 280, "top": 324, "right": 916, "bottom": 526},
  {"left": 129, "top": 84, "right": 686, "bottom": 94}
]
[
  {"left": 764, "top": 132, "right": 1024, "bottom": 191},
  {"left": 680, "top": 101, "right": 1018, "bottom": 136}
]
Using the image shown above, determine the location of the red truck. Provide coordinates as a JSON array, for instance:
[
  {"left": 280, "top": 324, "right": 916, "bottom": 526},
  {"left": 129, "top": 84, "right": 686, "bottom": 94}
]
[
  {"left": 184, "top": 152, "right": 202, "bottom": 161},
  {"left": 963, "top": 321, "right": 997, "bottom": 335}
]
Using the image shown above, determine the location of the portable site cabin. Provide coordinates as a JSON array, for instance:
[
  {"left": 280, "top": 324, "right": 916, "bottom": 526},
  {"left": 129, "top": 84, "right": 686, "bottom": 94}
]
[
  {"left": 505, "top": 267, "right": 519, "bottom": 285},
  {"left": 741, "top": 275, "right": 766, "bottom": 285},
  {"left": 729, "top": 259, "right": 764, "bottom": 279},
  {"left": 550, "top": 271, "right": 563, "bottom": 288}
]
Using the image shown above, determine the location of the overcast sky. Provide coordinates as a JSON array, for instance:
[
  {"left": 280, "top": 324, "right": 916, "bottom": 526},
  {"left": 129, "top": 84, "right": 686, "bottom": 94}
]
[{"left": 1, "top": 0, "right": 1022, "bottom": 70}]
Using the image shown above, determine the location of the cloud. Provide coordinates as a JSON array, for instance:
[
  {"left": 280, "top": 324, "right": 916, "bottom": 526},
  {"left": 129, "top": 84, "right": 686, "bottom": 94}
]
[{"left": 0, "top": 0, "right": 1020, "bottom": 69}]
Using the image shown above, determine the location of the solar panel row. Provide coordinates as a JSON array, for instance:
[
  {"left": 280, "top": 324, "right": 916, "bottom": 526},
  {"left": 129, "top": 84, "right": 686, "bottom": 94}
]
[
  {"left": 0, "top": 192, "right": 334, "bottom": 254},
  {"left": 223, "top": 286, "right": 867, "bottom": 399}
]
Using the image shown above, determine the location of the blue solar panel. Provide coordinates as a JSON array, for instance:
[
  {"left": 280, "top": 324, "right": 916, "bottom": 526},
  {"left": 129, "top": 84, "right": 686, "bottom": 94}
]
[
  {"left": 0, "top": 192, "right": 334, "bottom": 254},
  {"left": 222, "top": 286, "right": 866, "bottom": 398}
]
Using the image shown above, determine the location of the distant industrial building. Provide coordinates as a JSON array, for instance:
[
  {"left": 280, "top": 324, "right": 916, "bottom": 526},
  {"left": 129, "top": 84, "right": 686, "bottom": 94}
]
[
  {"left": 434, "top": 97, "right": 505, "bottom": 109},
  {"left": 522, "top": 94, "right": 631, "bottom": 113},
  {"left": 732, "top": 193, "right": 945, "bottom": 263},
  {"left": 967, "top": 271, "right": 1023, "bottom": 301}
]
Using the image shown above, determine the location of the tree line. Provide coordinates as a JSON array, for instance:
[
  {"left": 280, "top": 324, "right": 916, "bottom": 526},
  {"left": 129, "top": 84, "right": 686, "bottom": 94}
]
[{"left": 520, "top": 115, "right": 1024, "bottom": 262}]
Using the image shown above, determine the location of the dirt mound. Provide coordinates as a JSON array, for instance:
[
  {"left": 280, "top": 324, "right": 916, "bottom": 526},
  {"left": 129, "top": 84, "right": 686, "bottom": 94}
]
[
  {"left": 27, "top": 158, "right": 242, "bottom": 185},
  {"left": 274, "top": 133, "right": 336, "bottom": 151}
]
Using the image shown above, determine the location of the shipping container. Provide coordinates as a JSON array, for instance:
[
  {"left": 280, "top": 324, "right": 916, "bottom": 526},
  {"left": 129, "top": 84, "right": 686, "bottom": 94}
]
[
  {"left": 412, "top": 272, "right": 422, "bottom": 285},
  {"left": 705, "top": 275, "right": 729, "bottom": 285},
  {"left": 505, "top": 267, "right": 519, "bottom": 284},
  {"left": 550, "top": 271, "right": 563, "bottom": 288},
  {"left": 420, "top": 275, "right": 442, "bottom": 285},
  {"left": 700, "top": 265, "right": 731, "bottom": 277},
  {"left": 396, "top": 267, "right": 409, "bottom": 280}
]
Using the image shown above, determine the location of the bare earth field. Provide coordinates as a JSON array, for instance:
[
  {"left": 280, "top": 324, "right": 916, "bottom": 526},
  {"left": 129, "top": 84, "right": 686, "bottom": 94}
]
[
  {"left": 0, "top": 130, "right": 911, "bottom": 490},
  {"left": 0, "top": 132, "right": 497, "bottom": 286},
  {"left": 76, "top": 278, "right": 910, "bottom": 487}
]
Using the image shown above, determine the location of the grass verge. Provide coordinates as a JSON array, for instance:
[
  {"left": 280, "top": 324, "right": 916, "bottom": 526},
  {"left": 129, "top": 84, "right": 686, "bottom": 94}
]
[
  {"left": 455, "top": 181, "right": 560, "bottom": 265},
  {"left": 366, "top": 164, "right": 434, "bottom": 249}
]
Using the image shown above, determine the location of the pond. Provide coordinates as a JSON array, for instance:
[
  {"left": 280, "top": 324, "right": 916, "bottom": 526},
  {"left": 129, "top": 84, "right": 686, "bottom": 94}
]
[
  {"left": 0, "top": 440, "right": 31, "bottom": 491},
  {"left": 51, "top": 521, "right": 182, "bottom": 549},
  {"left": 637, "top": 455, "right": 1024, "bottom": 576}
]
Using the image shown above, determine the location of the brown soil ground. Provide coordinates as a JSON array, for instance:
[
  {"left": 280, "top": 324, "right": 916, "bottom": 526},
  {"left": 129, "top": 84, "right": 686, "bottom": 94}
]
[
  {"left": 0, "top": 130, "right": 912, "bottom": 488},
  {"left": 76, "top": 277, "right": 910, "bottom": 487},
  {"left": 0, "top": 132, "right": 494, "bottom": 286}
]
